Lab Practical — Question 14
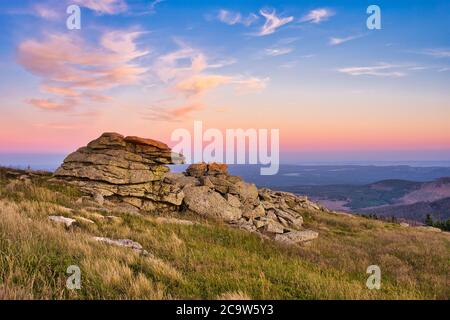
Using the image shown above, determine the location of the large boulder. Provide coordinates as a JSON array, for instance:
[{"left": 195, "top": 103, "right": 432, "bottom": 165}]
[
  {"left": 183, "top": 186, "right": 242, "bottom": 222},
  {"left": 55, "top": 133, "right": 184, "bottom": 185}
]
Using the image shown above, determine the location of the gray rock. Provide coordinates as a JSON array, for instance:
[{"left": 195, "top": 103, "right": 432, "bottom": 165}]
[
  {"left": 93, "top": 236, "right": 150, "bottom": 256},
  {"left": 48, "top": 216, "right": 77, "bottom": 227},
  {"left": 183, "top": 186, "right": 242, "bottom": 222},
  {"left": 264, "top": 219, "right": 285, "bottom": 234},
  {"left": 275, "top": 230, "right": 319, "bottom": 244},
  {"left": 93, "top": 192, "right": 104, "bottom": 205},
  {"left": 226, "top": 194, "right": 242, "bottom": 208}
]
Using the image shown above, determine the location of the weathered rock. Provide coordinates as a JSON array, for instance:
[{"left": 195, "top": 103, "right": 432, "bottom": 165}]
[
  {"left": 53, "top": 133, "right": 321, "bottom": 246},
  {"left": 253, "top": 218, "right": 267, "bottom": 229},
  {"left": 55, "top": 132, "right": 183, "bottom": 185},
  {"left": 200, "top": 176, "right": 215, "bottom": 188},
  {"left": 74, "top": 216, "right": 95, "bottom": 224},
  {"left": 226, "top": 194, "right": 242, "bottom": 208},
  {"left": 183, "top": 186, "right": 242, "bottom": 222},
  {"left": 163, "top": 172, "right": 199, "bottom": 188},
  {"left": 400, "top": 222, "right": 410, "bottom": 227},
  {"left": 207, "top": 163, "right": 228, "bottom": 176},
  {"left": 93, "top": 236, "right": 149, "bottom": 256},
  {"left": 208, "top": 175, "right": 233, "bottom": 194},
  {"left": 186, "top": 163, "right": 207, "bottom": 177},
  {"left": 275, "top": 230, "right": 319, "bottom": 244},
  {"left": 232, "top": 181, "right": 259, "bottom": 205},
  {"left": 93, "top": 192, "right": 104, "bottom": 205},
  {"left": 264, "top": 219, "right": 285, "bottom": 234},
  {"left": 186, "top": 162, "right": 229, "bottom": 177},
  {"left": 48, "top": 216, "right": 77, "bottom": 227}
]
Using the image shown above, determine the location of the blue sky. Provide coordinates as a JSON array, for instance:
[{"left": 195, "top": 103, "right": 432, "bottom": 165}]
[{"left": 0, "top": 0, "right": 449, "bottom": 163}]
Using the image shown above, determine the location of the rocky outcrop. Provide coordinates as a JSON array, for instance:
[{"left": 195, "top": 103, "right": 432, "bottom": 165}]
[
  {"left": 54, "top": 133, "right": 321, "bottom": 244},
  {"left": 55, "top": 132, "right": 185, "bottom": 213}
]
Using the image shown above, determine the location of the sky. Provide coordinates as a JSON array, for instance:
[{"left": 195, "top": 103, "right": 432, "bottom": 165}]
[{"left": 0, "top": 0, "right": 449, "bottom": 163}]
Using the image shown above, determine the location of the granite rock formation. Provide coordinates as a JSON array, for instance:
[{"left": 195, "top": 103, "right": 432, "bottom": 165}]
[{"left": 54, "top": 133, "right": 320, "bottom": 244}]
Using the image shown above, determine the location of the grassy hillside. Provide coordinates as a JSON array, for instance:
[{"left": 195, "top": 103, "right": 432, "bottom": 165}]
[{"left": 0, "top": 168, "right": 449, "bottom": 300}]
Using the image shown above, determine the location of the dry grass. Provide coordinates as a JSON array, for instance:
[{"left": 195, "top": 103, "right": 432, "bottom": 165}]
[
  {"left": 0, "top": 170, "right": 449, "bottom": 300},
  {"left": 217, "top": 291, "right": 251, "bottom": 300}
]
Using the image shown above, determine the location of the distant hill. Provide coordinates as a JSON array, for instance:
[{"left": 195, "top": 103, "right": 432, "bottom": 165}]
[
  {"left": 284, "top": 177, "right": 450, "bottom": 223},
  {"left": 227, "top": 164, "right": 450, "bottom": 187},
  {"left": 361, "top": 197, "right": 450, "bottom": 221}
]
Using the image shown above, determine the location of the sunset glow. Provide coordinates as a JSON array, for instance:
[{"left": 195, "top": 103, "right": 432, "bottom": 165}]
[{"left": 0, "top": 0, "right": 449, "bottom": 161}]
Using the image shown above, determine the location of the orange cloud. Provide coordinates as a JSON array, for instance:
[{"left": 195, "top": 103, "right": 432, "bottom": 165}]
[
  {"left": 148, "top": 43, "right": 268, "bottom": 120},
  {"left": 175, "top": 75, "right": 232, "bottom": 96},
  {"left": 41, "top": 85, "right": 80, "bottom": 97},
  {"left": 17, "top": 31, "right": 149, "bottom": 110},
  {"left": 27, "top": 98, "right": 75, "bottom": 111}
]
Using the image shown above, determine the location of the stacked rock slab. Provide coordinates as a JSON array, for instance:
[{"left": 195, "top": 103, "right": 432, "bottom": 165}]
[
  {"left": 55, "top": 133, "right": 319, "bottom": 244},
  {"left": 55, "top": 132, "right": 185, "bottom": 213}
]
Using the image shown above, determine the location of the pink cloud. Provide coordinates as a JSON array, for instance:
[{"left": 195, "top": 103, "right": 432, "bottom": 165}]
[
  {"left": 73, "top": 0, "right": 128, "bottom": 15},
  {"left": 175, "top": 75, "right": 232, "bottom": 96},
  {"left": 148, "top": 43, "right": 268, "bottom": 120},
  {"left": 17, "top": 31, "right": 149, "bottom": 110},
  {"left": 27, "top": 98, "right": 75, "bottom": 111},
  {"left": 301, "top": 8, "right": 334, "bottom": 24},
  {"left": 33, "top": 4, "right": 61, "bottom": 20}
]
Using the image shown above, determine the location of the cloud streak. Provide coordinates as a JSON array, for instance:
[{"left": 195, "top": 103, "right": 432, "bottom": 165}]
[
  {"left": 148, "top": 43, "right": 268, "bottom": 120},
  {"left": 337, "top": 63, "right": 406, "bottom": 77},
  {"left": 217, "top": 9, "right": 259, "bottom": 26},
  {"left": 33, "top": 4, "right": 61, "bottom": 20},
  {"left": 264, "top": 47, "right": 293, "bottom": 56},
  {"left": 257, "top": 9, "right": 294, "bottom": 36},
  {"left": 329, "top": 35, "right": 361, "bottom": 46},
  {"left": 422, "top": 49, "right": 450, "bottom": 58},
  {"left": 73, "top": 0, "right": 128, "bottom": 15},
  {"left": 301, "top": 8, "right": 334, "bottom": 24}
]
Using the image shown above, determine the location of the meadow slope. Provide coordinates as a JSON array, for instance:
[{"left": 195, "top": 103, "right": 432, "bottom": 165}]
[{"left": 0, "top": 168, "right": 449, "bottom": 300}]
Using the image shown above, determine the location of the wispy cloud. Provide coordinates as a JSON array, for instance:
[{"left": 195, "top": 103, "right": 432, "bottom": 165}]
[
  {"left": 438, "top": 67, "right": 450, "bottom": 72},
  {"left": 407, "top": 66, "right": 429, "bottom": 71},
  {"left": 6, "top": 3, "right": 64, "bottom": 20},
  {"left": 421, "top": 49, "right": 450, "bottom": 58},
  {"left": 264, "top": 47, "right": 293, "bottom": 56},
  {"left": 232, "top": 76, "right": 268, "bottom": 94},
  {"left": 148, "top": 43, "right": 268, "bottom": 120},
  {"left": 257, "top": 9, "right": 294, "bottom": 36},
  {"left": 149, "top": 0, "right": 165, "bottom": 12},
  {"left": 73, "top": 0, "right": 128, "bottom": 15},
  {"left": 216, "top": 9, "right": 259, "bottom": 26},
  {"left": 329, "top": 35, "right": 361, "bottom": 46},
  {"left": 27, "top": 98, "right": 75, "bottom": 111},
  {"left": 337, "top": 63, "right": 406, "bottom": 77},
  {"left": 301, "top": 8, "right": 334, "bottom": 24},
  {"left": 175, "top": 75, "right": 232, "bottom": 96},
  {"left": 33, "top": 4, "right": 61, "bottom": 20},
  {"left": 17, "top": 30, "right": 149, "bottom": 110}
]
